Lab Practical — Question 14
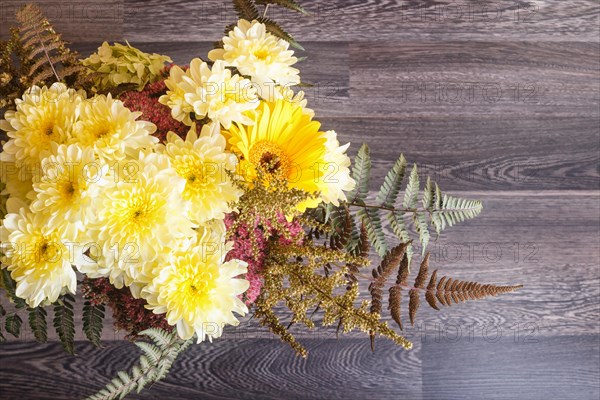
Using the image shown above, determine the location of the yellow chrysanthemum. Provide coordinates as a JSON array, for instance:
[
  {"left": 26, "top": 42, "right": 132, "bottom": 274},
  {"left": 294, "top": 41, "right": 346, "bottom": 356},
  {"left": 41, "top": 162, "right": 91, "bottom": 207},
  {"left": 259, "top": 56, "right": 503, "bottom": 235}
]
[
  {"left": 72, "top": 94, "right": 158, "bottom": 162},
  {"left": 158, "top": 65, "right": 195, "bottom": 126},
  {"left": 0, "top": 161, "right": 35, "bottom": 205},
  {"left": 142, "top": 235, "right": 249, "bottom": 342},
  {"left": 318, "top": 130, "right": 356, "bottom": 206},
  {"left": 225, "top": 99, "right": 327, "bottom": 211},
  {"left": 159, "top": 59, "right": 258, "bottom": 129},
  {"left": 30, "top": 143, "right": 104, "bottom": 242},
  {"left": 0, "top": 199, "right": 76, "bottom": 307},
  {"left": 158, "top": 126, "right": 242, "bottom": 225},
  {"left": 0, "top": 83, "right": 85, "bottom": 165},
  {"left": 77, "top": 152, "right": 195, "bottom": 288},
  {"left": 208, "top": 19, "right": 300, "bottom": 101}
]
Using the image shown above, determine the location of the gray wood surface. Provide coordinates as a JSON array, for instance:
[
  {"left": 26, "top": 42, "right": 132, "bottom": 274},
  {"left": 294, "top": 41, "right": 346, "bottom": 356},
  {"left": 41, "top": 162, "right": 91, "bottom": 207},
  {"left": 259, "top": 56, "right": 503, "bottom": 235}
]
[{"left": 1, "top": 0, "right": 599, "bottom": 399}]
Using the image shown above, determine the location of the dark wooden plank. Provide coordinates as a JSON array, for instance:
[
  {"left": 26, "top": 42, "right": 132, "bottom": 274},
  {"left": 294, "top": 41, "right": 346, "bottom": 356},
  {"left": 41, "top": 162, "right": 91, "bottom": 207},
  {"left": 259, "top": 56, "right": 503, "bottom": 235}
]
[
  {"left": 0, "top": 0, "right": 124, "bottom": 41},
  {"left": 333, "top": 116, "right": 600, "bottom": 191},
  {"left": 349, "top": 41, "right": 600, "bottom": 118},
  {"left": 421, "top": 335, "right": 600, "bottom": 400},
  {"left": 122, "top": 0, "right": 600, "bottom": 42},
  {"left": 2, "top": 192, "right": 598, "bottom": 341},
  {"left": 0, "top": 339, "right": 423, "bottom": 400}
]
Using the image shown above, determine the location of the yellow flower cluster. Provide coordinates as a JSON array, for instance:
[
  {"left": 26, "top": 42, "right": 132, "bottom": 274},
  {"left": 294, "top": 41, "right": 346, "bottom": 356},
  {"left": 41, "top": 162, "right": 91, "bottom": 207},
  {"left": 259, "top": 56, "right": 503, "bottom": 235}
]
[
  {"left": 81, "top": 41, "right": 172, "bottom": 91},
  {"left": 1, "top": 23, "right": 356, "bottom": 341},
  {"left": 0, "top": 83, "right": 246, "bottom": 342}
]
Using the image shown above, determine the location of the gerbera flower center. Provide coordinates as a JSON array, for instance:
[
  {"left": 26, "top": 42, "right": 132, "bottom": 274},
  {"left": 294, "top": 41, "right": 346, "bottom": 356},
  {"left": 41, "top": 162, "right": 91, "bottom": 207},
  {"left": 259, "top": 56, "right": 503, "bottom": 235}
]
[{"left": 249, "top": 141, "right": 291, "bottom": 177}]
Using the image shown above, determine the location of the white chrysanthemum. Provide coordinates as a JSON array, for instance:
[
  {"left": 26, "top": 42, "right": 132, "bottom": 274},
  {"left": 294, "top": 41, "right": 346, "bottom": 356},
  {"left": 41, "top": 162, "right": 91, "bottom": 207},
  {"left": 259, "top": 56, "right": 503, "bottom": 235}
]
[
  {"left": 208, "top": 19, "right": 300, "bottom": 101},
  {"left": 0, "top": 83, "right": 84, "bottom": 165},
  {"left": 0, "top": 199, "right": 76, "bottom": 307},
  {"left": 141, "top": 235, "right": 249, "bottom": 342},
  {"left": 159, "top": 59, "right": 258, "bottom": 129},
  {"left": 317, "top": 130, "right": 356, "bottom": 206},
  {"left": 158, "top": 127, "right": 242, "bottom": 225},
  {"left": 30, "top": 143, "right": 105, "bottom": 242},
  {"left": 0, "top": 161, "right": 35, "bottom": 204},
  {"left": 71, "top": 94, "right": 158, "bottom": 162},
  {"left": 273, "top": 86, "right": 314, "bottom": 118},
  {"left": 159, "top": 65, "right": 195, "bottom": 126},
  {"left": 77, "top": 152, "right": 195, "bottom": 288}
]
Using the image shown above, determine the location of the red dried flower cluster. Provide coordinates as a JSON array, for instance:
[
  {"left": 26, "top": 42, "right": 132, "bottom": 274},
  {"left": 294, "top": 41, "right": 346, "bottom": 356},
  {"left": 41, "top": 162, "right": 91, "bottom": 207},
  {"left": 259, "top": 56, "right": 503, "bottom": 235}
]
[
  {"left": 81, "top": 277, "right": 172, "bottom": 339},
  {"left": 120, "top": 75, "right": 188, "bottom": 142},
  {"left": 225, "top": 213, "right": 304, "bottom": 306}
]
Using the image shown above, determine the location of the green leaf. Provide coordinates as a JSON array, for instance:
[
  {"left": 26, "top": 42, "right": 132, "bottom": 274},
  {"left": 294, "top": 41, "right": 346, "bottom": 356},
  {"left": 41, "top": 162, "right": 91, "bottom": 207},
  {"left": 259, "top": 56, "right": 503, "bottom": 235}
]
[
  {"left": 85, "top": 330, "right": 195, "bottom": 400},
  {"left": 376, "top": 154, "right": 407, "bottom": 208},
  {"left": 255, "top": 0, "right": 308, "bottom": 14},
  {"left": 28, "top": 306, "right": 48, "bottom": 343},
  {"left": 232, "top": 0, "right": 260, "bottom": 20},
  {"left": 414, "top": 212, "right": 430, "bottom": 255},
  {"left": 1, "top": 269, "right": 27, "bottom": 309},
  {"left": 387, "top": 211, "right": 413, "bottom": 266},
  {"left": 83, "top": 301, "right": 105, "bottom": 347},
  {"left": 53, "top": 294, "right": 75, "bottom": 355},
  {"left": 348, "top": 144, "right": 371, "bottom": 204},
  {"left": 402, "top": 164, "right": 419, "bottom": 209},
  {"left": 5, "top": 313, "right": 22, "bottom": 338},
  {"left": 357, "top": 203, "right": 388, "bottom": 257},
  {"left": 257, "top": 17, "right": 305, "bottom": 50}
]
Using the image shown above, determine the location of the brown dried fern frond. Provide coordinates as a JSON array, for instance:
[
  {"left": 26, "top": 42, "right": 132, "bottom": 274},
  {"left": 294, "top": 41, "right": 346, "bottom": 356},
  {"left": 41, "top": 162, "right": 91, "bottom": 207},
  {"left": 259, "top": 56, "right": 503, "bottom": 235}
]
[
  {"left": 0, "top": 4, "right": 90, "bottom": 110},
  {"left": 368, "top": 241, "right": 410, "bottom": 350},
  {"left": 385, "top": 252, "right": 522, "bottom": 331}
]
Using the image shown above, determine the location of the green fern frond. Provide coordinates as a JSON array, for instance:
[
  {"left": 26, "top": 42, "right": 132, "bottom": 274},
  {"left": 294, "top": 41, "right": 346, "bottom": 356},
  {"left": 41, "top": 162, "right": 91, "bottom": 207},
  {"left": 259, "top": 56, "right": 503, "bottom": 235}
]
[
  {"left": 85, "top": 329, "right": 194, "bottom": 400},
  {"left": 376, "top": 154, "right": 407, "bottom": 208},
  {"left": 83, "top": 301, "right": 105, "bottom": 347},
  {"left": 232, "top": 0, "right": 260, "bottom": 20},
  {"left": 255, "top": 0, "right": 308, "bottom": 14},
  {"left": 357, "top": 203, "right": 388, "bottom": 257},
  {"left": 28, "top": 306, "right": 48, "bottom": 343},
  {"left": 402, "top": 164, "right": 419, "bottom": 209},
  {"left": 5, "top": 313, "right": 22, "bottom": 338},
  {"left": 348, "top": 144, "right": 371, "bottom": 204},
  {"left": 53, "top": 294, "right": 75, "bottom": 355},
  {"left": 1, "top": 269, "right": 27, "bottom": 309},
  {"left": 257, "top": 17, "right": 304, "bottom": 50}
]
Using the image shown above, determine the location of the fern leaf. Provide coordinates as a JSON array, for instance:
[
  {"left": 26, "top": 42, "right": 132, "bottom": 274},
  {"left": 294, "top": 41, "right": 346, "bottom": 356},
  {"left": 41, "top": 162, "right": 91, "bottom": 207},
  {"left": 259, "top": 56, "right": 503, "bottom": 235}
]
[
  {"left": 388, "top": 253, "right": 409, "bottom": 331},
  {"left": 5, "top": 314, "right": 22, "bottom": 338},
  {"left": 408, "top": 254, "right": 429, "bottom": 326},
  {"left": 376, "top": 154, "right": 407, "bottom": 208},
  {"left": 414, "top": 212, "right": 430, "bottom": 255},
  {"left": 232, "top": 0, "right": 260, "bottom": 20},
  {"left": 348, "top": 144, "right": 371, "bottom": 203},
  {"left": 85, "top": 330, "right": 194, "bottom": 400},
  {"left": 387, "top": 212, "right": 413, "bottom": 266},
  {"left": 1, "top": 270, "right": 27, "bottom": 309},
  {"left": 357, "top": 204, "right": 387, "bottom": 257},
  {"left": 53, "top": 294, "right": 75, "bottom": 355},
  {"left": 83, "top": 301, "right": 105, "bottom": 347},
  {"left": 257, "top": 17, "right": 304, "bottom": 50},
  {"left": 28, "top": 306, "right": 48, "bottom": 343},
  {"left": 255, "top": 0, "right": 308, "bottom": 14},
  {"left": 370, "top": 243, "right": 410, "bottom": 345},
  {"left": 402, "top": 164, "right": 419, "bottom": 209}
]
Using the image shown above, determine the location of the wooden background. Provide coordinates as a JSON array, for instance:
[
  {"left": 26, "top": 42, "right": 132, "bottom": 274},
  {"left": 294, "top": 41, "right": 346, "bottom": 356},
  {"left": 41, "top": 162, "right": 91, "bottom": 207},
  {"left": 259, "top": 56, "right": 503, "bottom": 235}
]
[{"left": 1, "top": 0, "right": 599, "bottom": 399}]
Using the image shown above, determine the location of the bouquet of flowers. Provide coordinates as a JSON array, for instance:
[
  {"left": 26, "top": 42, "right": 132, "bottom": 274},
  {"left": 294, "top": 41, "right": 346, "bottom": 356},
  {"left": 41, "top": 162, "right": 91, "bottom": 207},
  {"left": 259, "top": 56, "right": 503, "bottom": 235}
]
[{"left": 0, "top": 2, "right": 521, "bottom": 399}]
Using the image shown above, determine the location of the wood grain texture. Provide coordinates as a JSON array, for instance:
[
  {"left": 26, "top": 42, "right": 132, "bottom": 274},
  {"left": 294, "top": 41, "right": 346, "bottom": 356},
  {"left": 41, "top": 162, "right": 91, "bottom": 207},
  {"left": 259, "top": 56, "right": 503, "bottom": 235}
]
[
  {"left": 0, "top": 0, "right": 599, "bottom": 398},
  {"left": 0, "top": 0, "right": 124, "bottom": 41},
  {"left": 121, "top": 0, "right": 600, "bottom": 42},
  {"left": 0, "top": 340, "right": 423, "bottom": 400}
]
